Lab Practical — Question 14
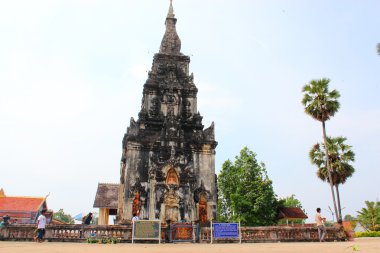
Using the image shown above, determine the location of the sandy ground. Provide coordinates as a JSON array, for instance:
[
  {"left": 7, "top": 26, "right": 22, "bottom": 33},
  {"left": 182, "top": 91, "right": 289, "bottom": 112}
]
[{"left": 0, "top": 238, "right": 379, "bottom": 253}]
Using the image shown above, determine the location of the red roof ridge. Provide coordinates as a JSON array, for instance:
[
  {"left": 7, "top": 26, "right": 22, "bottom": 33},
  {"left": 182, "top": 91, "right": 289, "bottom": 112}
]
[{"left": 3, "top": 196, "right": 45, "bottom": 199}]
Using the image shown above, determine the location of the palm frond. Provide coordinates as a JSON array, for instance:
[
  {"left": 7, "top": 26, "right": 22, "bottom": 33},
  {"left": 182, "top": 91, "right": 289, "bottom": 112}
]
[
  {"left": 310, "top": 136, "right": 355, "bottom": 185},
  {"left": 301, "top": 78, "right": 340, "bottom": 122}
]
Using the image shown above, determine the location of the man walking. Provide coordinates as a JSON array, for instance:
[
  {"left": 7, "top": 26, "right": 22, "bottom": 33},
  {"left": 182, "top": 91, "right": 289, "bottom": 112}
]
[
  {"left": 315, "top": 208, "right": 327, "bottom": 242},
  {"left": 36, "top": 210, "right": 47, "bottom": 242}
]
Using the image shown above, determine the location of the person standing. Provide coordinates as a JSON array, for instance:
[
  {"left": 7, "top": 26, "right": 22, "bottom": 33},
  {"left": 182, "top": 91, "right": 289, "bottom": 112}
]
[
  {"left": 36, "top": 210, "right": 47, "bottom": 243},
  {"left": 315, "top": 208, "right": 327, "bottom": 242},
  {"left": 0, "top": 214, "right": 10, "bottom": 228},
  {"left": 83, "top": 212, "right": 93, "bottom": 225}
]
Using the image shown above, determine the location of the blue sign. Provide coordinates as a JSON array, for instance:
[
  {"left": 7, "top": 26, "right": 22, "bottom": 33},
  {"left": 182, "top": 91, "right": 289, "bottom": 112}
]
[{"left": 213, "top": 223, "right": 239, "bottom": 238}]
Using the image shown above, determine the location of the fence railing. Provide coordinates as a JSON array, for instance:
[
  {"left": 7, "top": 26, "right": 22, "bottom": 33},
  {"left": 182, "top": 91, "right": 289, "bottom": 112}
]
[{"left": 0, "top": 223, "right": 346, "bottom": 242}]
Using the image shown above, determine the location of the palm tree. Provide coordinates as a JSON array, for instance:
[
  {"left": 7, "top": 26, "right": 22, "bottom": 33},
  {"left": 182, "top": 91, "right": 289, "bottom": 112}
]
[
  {"left": 357, "top": 201, "right": 380, "bottom": 231},
  {"left": 302, "top": 78, "right": 340, "bottom": 222},
  {"left": 309, "top": 136, "right": 355, "bottom": 222}
]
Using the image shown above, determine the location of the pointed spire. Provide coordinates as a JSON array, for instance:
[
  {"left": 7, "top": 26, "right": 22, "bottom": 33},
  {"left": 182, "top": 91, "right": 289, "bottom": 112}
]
[
  {"left": 167, "top": 0, "right": 175, "bottom": 19},
  {"left": 159, "top": 0, "right": 181, "bottom": 55}
]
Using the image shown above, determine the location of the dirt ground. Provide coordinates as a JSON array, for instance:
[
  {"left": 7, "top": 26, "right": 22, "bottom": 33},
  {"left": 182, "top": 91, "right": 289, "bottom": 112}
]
[{"left": 0, "top": 238, "right": 379, "bottom": 253}]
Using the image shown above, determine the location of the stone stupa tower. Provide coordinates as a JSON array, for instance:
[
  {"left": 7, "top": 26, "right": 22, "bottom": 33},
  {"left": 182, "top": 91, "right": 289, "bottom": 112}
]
[{"left": 117, "top": 1, "right": 217, "bottom": 224}]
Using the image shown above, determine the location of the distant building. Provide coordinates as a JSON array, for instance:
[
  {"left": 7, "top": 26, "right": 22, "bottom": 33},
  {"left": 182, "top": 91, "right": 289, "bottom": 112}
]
[
  {"left": 0, "top": 188, "right": 50, "bottom": 224},
  {"left": 278, "top": 207, "right": 308, "bottom": 225},
  {"left": 93, "top": 183, "right": 119, "bottom": 225}
]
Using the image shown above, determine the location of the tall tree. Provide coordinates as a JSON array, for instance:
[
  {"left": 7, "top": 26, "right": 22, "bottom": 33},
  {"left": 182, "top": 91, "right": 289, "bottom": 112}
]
[
  {"left": 377, "top": 43, "right": 380, "bottom": 55},
  {"left": 309, "top": 136, "right": 355, "bottom": 221},
  {"left": 302, "top": 78, "right": 341, "bottom": 222},
  {"left": 218, "top": 147, "right": 279, "bottom": 226},
  {"left": 357, "top": 201, "right": 380, "bottom": 231}
]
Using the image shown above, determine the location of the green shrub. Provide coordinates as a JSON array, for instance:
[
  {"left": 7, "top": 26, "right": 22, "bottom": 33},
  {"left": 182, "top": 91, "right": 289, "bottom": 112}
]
[
  {"left": 86, "top": 237, "right": 97, "bottom": 243},
  {"left": 86, "top": 237, "right": 120, "bottom": 244},
  {"left": 355, "top": 231, "right": 380, "bottom": 238}
]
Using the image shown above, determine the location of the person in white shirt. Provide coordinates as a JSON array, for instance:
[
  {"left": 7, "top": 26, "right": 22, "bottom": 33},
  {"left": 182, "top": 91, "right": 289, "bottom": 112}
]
[
  {"left": 36, "top": 210, "right": 47, "bottom": 242},
  {"left": 132, "top": 213, "right": 140, "bottom": 222},
  {"left": 315, "top": 208, "right": 327, "bottom": 242}
]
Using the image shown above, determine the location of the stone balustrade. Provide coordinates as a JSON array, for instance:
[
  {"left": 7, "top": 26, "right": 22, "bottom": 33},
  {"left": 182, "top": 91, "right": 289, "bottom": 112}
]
[
  {"left": 199, "top": 225, "right": 346, "bottom": 242},
  {"left": 0, "top": 224, "right": 346, "bottom": 242},
  {"left": 0, "top": 224, "right": 133, "bottom": 242}
]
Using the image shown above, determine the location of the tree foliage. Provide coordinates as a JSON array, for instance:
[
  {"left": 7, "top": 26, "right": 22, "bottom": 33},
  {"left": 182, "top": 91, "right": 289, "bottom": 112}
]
[
  {"left": 53, "top": 208, "right": 74, "bottom": 224},
  {"left": 357, "top": 201, "right": 380, "bottom": 231},
  {"left": 377, "top": 43, "right": 380, "bottom": 55},
  {"left": 217, "top": 147, "right": 279, "bottom": 226},
  {"left": 309, "top": 136, "right": 355, "bottom": 221},
  {"left": 309, "top": 136, "right": 355, "bottom": 186},
  {"left": 302, "top": 78, "right": 340, "bottom": 122},
  {"left": 279, "top": 194, "right": 304, "bottom": 209}
]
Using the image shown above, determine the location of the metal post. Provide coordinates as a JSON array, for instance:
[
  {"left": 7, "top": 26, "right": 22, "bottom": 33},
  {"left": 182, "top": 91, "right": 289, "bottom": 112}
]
[
  {"left": 132, "top": 221, "right": 135, "bottom": 244},
  {"left": 158, "top": 221, "right": 161, "bottom": 244},
  {"left": 210, "top": 220, "right": 213, "bottom": 244},
  {"left": 239, "top": 221, "right": 242, "bottom": 244}
]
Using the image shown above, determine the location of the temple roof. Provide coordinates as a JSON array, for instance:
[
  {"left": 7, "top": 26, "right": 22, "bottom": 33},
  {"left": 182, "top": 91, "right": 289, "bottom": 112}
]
[
  {"left": 93, "top": 183, "right": 119, "bottom": 209},
  {"left": 278, "top": 207, "right": 308, "bottom": 220},
  {"left": 0, "top": 196, "right": 46, "bottom": 212}
]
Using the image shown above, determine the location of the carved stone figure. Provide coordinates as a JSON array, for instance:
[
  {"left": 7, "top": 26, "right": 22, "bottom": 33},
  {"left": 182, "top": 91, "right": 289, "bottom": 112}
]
[
  {"left": 149, "top": 97, "right": 160, "bottom": 117},
  {"left": 199, "top": 194, "right": 207, "bottom": 223},
  {"left": 164, "top": 188, "right": 179, "bottom": 222},
  {"left": 132, "top": 191, "right": 142, "bottom": 216}
]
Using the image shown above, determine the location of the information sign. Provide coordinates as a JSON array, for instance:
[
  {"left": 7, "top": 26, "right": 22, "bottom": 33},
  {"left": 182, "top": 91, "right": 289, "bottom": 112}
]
[
  {"left": 132, "top": 220, "right": 161, "bottom": 243},
  {"left": 213, "top": 223, "right": 240, "bottom": 239},
  {"left": 170, "top": 222, "right": 194, "bottom": 242}
]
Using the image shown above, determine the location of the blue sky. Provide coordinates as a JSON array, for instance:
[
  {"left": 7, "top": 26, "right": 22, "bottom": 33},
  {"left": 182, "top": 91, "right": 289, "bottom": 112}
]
[{"left": 0, "top": 0, "right": 379, "bottom": 222}]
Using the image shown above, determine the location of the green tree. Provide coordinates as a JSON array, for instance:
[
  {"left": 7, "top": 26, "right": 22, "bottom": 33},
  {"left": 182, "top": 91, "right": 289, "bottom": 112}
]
[
  {"left": 377, "top": 43, "right": 380, "bottom": 55},
  {"left": 53, "top": 208, "right": 74, "bottom": 224},
  {"left": 357, "top": 201, "right": 380, "bottom": 231},
  {"left": 302, "top": 78, "right": 341, "bottom": 222},
  {"left": 309, "top": 136, "right": 355, "bottom": 222},
  {"left": 218, "top": 147, "right": 279, "bottom": 226},
  {"left": 344, "top": 214, "right": 355, "bottom": 221},
  {"left": 280, "top": 194, "right": 304, "bottom": 209}
]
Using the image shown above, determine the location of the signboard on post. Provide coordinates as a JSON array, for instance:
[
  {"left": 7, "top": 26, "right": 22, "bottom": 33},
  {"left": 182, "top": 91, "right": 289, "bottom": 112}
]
[
  {"left": 132, "top": 220, "right": 161, "bottom": 243},
  {"left": 170, "top": 222, "right": 197, "bottom": 242},
  {"left": 211, "top": 222, "right": 241, "bottom": 243}
]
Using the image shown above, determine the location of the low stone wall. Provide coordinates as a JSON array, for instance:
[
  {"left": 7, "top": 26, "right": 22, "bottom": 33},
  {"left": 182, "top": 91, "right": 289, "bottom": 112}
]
[
  {"left": 200, "top": 225, "right": 346, "bottom": 242},
  {"left": 0, "top": 224, "right": 346, "bottom": 243}
]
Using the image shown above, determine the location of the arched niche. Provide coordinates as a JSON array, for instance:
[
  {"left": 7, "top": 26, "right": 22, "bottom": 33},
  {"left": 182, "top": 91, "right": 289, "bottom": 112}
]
[
  {"left": 199, "top": 192, "right": 208, "bottom": 223},
  {"left": 166, "top": 168, "right": 179, "bottom": 185}
]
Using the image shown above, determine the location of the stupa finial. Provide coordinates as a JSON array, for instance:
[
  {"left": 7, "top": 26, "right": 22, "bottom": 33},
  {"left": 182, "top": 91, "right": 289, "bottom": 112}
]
[{"left": 167, "top": 0, "right": 175, "bottom": 19}]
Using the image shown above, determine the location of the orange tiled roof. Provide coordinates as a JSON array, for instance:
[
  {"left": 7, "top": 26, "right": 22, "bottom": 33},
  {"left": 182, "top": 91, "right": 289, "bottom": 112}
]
[
  {"left": 278, "top": 207, "right": 308, "bottom": 220},
  {"left": 0, "top": 197, "right": 45, "bottom": 212}
]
